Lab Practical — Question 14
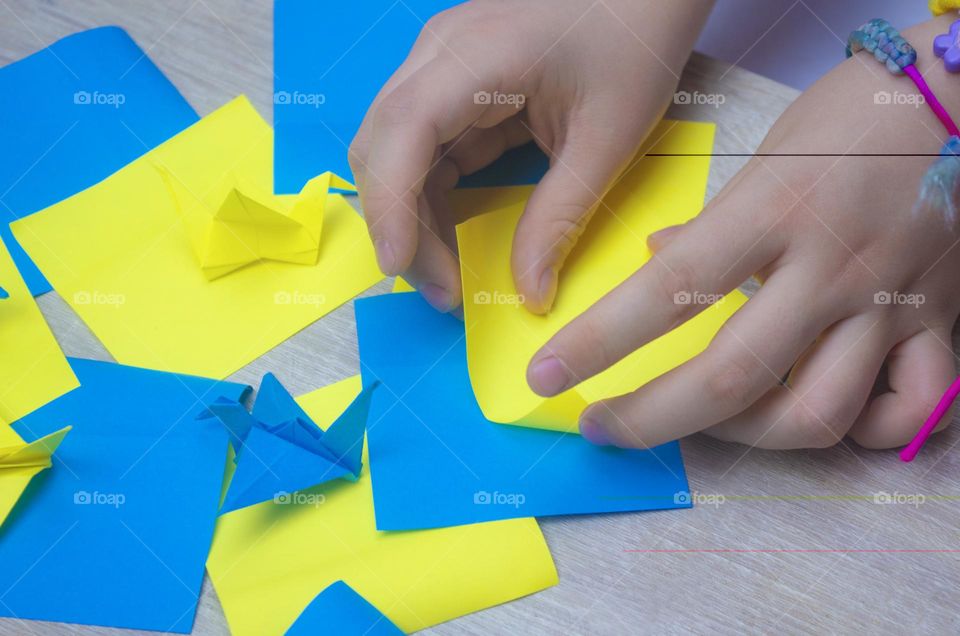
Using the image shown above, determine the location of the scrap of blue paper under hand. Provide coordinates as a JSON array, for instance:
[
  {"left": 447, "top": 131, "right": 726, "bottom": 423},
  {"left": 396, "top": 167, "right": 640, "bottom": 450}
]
[
  {"left": 0, "top": 26, "right": 198, "bottom": 294},
  {"left": 355, "top": 293, "right": 691, "bottom": 531},
  {"left": 204, "top": 373, "right": 378, "bottom": 514},
  {"left": 273, "top": 0, "right": 547, "bottom": 193},
  {"left": 285, "top": 581, "right": 404, "bottom": 636},
  {"left": 0, "top": 358, "right": 248, "bottom": 633}
]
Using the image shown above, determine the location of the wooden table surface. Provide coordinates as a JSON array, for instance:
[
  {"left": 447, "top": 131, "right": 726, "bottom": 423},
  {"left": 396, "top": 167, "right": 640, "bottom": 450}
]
[{"left": 1, "top": 1, "right": 958, "bottom": 635}]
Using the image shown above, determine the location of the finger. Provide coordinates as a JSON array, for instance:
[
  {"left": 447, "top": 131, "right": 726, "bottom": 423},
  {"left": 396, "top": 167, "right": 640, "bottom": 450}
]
[
  {"left": 577, "top": 269, "right": 836, "bottom": 449},
  {"left": 527, "top": 192, "right": 785, "bottom": 398},
  {"left": 706, "top": 314, "right": 892, "bottom": 449},
  {"left": 399, "top": 189, "right": 462, "bottom": 312},
  {"left": 848, "top": 326, "right": 958, "bottom": 449},
  {"left": 647, "top": 224, "right": 684, "bottom": 253},
  {"left": 361, "top": 57, "right": 517, "bottom": 275},
  {"left": 510, "top": 106, "right": 645, "bottom": 314},
  {"left": 442, "top": 116, "right": 532, "bottom": 178}
]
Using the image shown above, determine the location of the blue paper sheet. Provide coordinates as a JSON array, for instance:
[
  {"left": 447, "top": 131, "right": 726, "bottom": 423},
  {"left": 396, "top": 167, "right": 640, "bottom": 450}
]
[
  {"left": 205, "top": 373, "right": 377, "bottom": 514},
  {"left": 0, "top": 27, "right": 198, "bottom": 294},
  {"left": 355, "top": 293, "right": 691, "bottom": 531},
  {"left": 0, "top": 358, "right": 248, "bottom": 633},
  {"left": 285, "top": 581, "right": 404, "bottom": 636},
  {"left": 273, "top": 0, "right": 548, "bottom": 193}
]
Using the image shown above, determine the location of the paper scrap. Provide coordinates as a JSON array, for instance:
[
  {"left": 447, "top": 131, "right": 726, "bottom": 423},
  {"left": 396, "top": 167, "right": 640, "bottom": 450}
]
[
  {"left": 285, "top": 581, "right": 404, "bottom": 636},
  {"left": 0, "top": 358, "right": 248, "bottom": 633},
  {"left": 0, "top": 26, "right": 198, "bottom": 294},
  {"left": 204, "top": 372, "right": 377, "bottom": 513},
  {"left": 12, "top": 96, "right": 384, "bottom": 379},
  {"left": 455, "top": 120, "right": 747, "bottom": 432},
  {"left": 356, "top": 292, "right": 691, "bottom": 530},
  {"left": 0, "top": 237, "right": 78, "bottom": 423},
  {"left": 0, "top": 425, "right": 70, "bottom": 527},
  {"left": 207, "top": 375, "right": 558, "bottom": 636}
]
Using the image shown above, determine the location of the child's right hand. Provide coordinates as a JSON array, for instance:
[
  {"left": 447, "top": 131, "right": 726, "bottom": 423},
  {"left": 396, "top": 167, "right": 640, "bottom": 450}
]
[{"left": 350, "top": 0, "right": 715, "bottom": 313}]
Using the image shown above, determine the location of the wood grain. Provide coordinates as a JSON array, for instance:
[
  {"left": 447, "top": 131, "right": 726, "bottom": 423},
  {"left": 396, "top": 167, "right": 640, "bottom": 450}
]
[{"left": 1, "top": 1, "right": 957, "bottom": 635}]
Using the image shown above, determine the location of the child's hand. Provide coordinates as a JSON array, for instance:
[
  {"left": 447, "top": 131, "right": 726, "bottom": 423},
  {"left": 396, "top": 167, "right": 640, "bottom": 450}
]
[
  {"left": 350, "top": 0, "right": 714, "bottom": 312},
  {"left": 529, "top": 17, "right": 960, "bottom": 450}
]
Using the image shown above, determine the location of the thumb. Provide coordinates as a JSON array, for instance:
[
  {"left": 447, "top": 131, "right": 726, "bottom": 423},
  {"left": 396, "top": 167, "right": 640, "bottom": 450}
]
[{"left": 511, "top": 117, "right": 641, "bottom": 314}]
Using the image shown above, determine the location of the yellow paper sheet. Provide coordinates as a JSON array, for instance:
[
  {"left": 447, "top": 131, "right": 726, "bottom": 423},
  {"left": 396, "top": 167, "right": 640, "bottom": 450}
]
[
  {"left": 0, "top": 424, "right": 70, "bottom": 526},
  {"left": 455, "top": 120, "right": 748, "bottom": 432},
  {"left": 0, "top": 241, "right": 78, "bottom": 423},
  {"left": 12, "top": 97, "right": 383, "bottom": 379},
  {"left": 207, "top": 376, "right": 558, "bottom": 635}
]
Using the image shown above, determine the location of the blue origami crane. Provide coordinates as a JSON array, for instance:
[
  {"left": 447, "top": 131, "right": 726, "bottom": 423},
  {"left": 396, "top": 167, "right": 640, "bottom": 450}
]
[{"left": 202, "top": 373, "right": 378, "bottom": 514}]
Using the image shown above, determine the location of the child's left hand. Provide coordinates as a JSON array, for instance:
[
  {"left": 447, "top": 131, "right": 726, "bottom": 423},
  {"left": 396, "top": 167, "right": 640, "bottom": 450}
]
[{"left": 528, "top": 17, "right": 960, "bottom": 450}]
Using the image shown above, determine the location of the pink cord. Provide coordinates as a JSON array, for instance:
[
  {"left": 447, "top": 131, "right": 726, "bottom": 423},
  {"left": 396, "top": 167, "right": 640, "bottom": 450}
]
[
  {"left": 904, "top": 65, "right": 960, "bottom": 137},
  {"left": 900, "top": 374, "right": 960, "bottom": 462}
]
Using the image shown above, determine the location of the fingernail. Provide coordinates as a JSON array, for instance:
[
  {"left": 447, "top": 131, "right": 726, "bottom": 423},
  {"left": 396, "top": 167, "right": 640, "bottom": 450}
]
[
  {"left": 527, "top": 356, "right": 569, "bottom": 396},
  {"left": 420, "top": 283, "right": 454, "bottom": 313},
  {"left": 374, "top": 239, "right": 397, "bottom": 274},
  {"left": 579, "top": 416, "right": 613, "bottom": 446},
  {"left": 537, "top": 267, "right": 557, "bottom": 311}
]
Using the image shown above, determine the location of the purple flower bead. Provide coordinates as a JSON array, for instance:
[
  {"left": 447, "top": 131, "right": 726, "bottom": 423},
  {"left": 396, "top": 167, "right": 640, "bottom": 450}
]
[{"left": 933, "top": 19, "right": 960, "bottom": 73}]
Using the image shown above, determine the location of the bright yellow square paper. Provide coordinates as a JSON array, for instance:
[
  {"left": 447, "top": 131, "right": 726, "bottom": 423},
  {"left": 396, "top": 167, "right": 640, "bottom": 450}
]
[
  {"left": 11, "top": 97, "right": 383, "bottom": 379},
  {"left": 456, "top": 120, "right": 747, "bottom": 432},
  {"left": 0, "top": 241, "right": 77, "bottom": 423},
  {"left": 0, "top": 422, "right": 70, "bottom": 527},
  {"left": 207, "top": 376, "right": 558, "bottom": 635}
]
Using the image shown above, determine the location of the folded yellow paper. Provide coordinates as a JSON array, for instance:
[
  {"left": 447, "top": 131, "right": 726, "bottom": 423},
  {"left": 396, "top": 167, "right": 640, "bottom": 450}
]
[
  {"left": 0, "top": 424, "right": 71, "bottom": 526},
  {"left": 207, "top": 376, "right": 558, "bottom": 635},
  {"left": 0, "top": 239, "right": 78, "bottom": 424},
  {"left": 455, "top": 120, "right": 747, "bottom": 432},
  {"left": 159, "top": 167, "right": 353, "bottom": 280},
  {"left": 12, "top": 97, "right": 384, "bottom": 379}
]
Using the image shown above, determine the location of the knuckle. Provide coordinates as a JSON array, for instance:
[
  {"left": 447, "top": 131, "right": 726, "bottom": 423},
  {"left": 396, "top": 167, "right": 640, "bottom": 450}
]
[
  {"left": 545, "top": 209, "right": 592, "bottom": 257},
  {"left": 566, "top": 316, "right": 616, "bottom": 376},
  {"left": 789, "top": 403, "right": 846, "bottom": 449},
  {"left": 704, "top": 354, "right": 759, "bottom": 410},
  {"left": 373, "top": 90, "right": 420, "bottom": 128},
  {"left": 654, "top": 260, "right": 698, "bottom": 328}
]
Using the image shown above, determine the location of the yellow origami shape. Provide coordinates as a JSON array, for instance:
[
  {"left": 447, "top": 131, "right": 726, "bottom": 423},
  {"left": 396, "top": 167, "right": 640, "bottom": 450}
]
[
  {"left": 0, "top": 424, "right": 71, "bottom": 526},
  {"left": 157, "top": 168, "right": 353, "bottom": 280}
]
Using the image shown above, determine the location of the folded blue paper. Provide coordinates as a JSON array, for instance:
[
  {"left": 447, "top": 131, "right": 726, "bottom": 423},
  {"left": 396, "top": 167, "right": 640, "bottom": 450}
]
[
  {"left": 0, "top": 358, "right": 247, "bottom": 633},
  {"left": 204, "top": 373, "right": 377, "bottom": 514},
  {"left": 0, "top": 286, "right": 7, "bottom": 299},
  {"left": 273, "top": 0, "right": 547, "bottom": 193},
  {"left": 285, "top": 581, "right": 404, "bottom": 636},
  {"left": 0, "top": 26, "right": 198, "bottom": 294},
  {"left": 355, "top": 293, "right": 691, "bottom": 531}
]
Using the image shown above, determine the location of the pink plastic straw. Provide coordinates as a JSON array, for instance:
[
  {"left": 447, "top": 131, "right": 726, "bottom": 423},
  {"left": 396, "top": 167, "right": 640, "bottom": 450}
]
[
  {"left": 904, "top": 65, "right": 960, "bottom": 138},
  {"left": 900, "top": 374, "right": 960, "bottom": 462}
]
